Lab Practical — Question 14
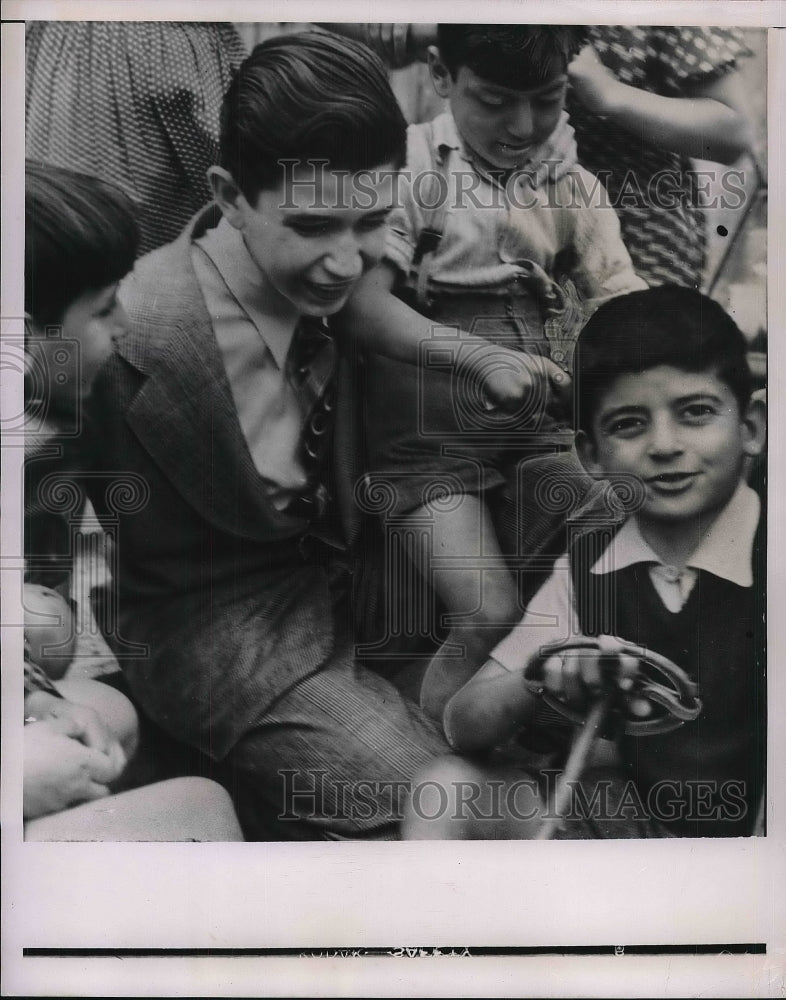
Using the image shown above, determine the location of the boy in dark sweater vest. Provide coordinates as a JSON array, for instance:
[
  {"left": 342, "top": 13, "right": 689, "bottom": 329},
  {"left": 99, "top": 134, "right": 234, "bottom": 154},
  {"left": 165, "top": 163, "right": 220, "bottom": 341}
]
[{"left": 405, "top": 287, "right": 766, "bottom": 839}]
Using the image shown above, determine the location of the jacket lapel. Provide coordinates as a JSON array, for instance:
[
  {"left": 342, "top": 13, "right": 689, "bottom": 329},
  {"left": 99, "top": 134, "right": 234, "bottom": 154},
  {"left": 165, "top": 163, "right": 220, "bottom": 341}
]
[
  {"left": 118, "top": 209, "right": 299, "bottom": 540},
  {"left": 117, "top": 206, "right": 361, "bottom": 545}
]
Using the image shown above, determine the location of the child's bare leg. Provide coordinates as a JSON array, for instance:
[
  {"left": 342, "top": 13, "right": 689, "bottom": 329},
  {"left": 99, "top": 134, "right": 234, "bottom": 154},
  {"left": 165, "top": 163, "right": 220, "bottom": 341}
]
[
  {"left": 404, "top": 494, "right": 519, "bottom": 720},
  {"left": 24, "top": 777, "right": 244, "bottom": 841},
  {"left": 402, "top": 755, "right": 544, "bottom": 840}
]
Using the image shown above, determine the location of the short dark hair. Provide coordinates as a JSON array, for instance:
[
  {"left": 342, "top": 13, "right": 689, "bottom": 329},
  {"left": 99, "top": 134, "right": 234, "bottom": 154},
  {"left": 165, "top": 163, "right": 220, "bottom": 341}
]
[
  {"left": 575, "top": 286, "right": 753, "bottom": 435},
  {"left": 25, "top": 160, "right": 139, "bottom": 327},
  {"left": 436, "top": 24, "right": 586, "bottom": 90},
  {"left": 219, "top": 30, "right": 408, "bottom": 202}
]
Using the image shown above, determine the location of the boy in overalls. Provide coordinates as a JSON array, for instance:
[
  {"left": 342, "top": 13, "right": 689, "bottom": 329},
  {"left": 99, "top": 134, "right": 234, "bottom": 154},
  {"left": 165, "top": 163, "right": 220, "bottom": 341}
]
[{"left": 343, "top": 25, "right": 645, "bottom": 719}]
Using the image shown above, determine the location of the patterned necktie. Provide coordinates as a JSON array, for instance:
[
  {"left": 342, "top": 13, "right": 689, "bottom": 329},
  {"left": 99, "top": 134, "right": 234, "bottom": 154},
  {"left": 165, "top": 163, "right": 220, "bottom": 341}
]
[{"left": 284, "top": 320, "right": 337, "bottom": 520}]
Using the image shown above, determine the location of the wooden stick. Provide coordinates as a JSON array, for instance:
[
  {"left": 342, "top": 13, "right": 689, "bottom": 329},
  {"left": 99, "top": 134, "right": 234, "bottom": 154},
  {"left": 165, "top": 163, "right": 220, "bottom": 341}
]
[{"left": 536, "top": 694, "right": 613, "bottom": 841}]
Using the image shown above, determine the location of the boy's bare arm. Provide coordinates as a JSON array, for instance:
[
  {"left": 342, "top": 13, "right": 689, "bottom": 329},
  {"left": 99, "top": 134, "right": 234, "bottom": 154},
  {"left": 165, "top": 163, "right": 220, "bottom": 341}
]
[
  {"left": 339, "top": 263, "right": 571, "bottom": 412},
  {"left": 444, "top": 639, "right": 648, "bottom": 757},
  {"left": 444, "top": 656, "right": 541, "bottom": 752},
  {"left": 570, "top": 168, "right": 648, "bottom": 308},
  {"left": 442, "top": 558, "right": 583, "bottom": 752}
]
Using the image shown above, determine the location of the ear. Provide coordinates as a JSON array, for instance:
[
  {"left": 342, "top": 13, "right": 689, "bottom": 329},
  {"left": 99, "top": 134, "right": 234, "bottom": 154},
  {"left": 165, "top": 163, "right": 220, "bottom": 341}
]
[
  {"left": 427, "top": 46, "right": 454, "bottom": 99},
  {"left": 208, "top": 166, "right": 248, "bottom": 230},
  {"left": 741, "top": 389, "right": 767, "bottom": 458},
  {"left": 575, "top": 429, "right": 604, "bottom": 478}
]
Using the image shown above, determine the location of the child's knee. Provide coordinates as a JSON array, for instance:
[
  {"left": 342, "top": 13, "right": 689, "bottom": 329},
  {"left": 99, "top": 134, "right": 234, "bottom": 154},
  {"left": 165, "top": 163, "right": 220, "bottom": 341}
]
[
  {"left": 411, "top": 754, "right": 488, "bottom": 793},
  {"left": 164, "top": 778, "right": 244, "bottom": 841},
  {"left": 403, "top": 754, "right": 544, "bottom": 840},
  {"left": 403, "top": 755, "right": 488, "bottom": 838}
]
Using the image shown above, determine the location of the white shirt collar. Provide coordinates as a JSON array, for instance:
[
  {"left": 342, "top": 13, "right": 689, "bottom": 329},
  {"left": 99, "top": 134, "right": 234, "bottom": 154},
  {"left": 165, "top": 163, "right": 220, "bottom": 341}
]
[
  {"left": 428, "top": 109, "right": 577, "bottom": 184},
  {"left": 590, "top": 481, "right": 760, "bottom": 588},
  {"left": 194, "top": 215, "right": 294, "bottom": 370}
]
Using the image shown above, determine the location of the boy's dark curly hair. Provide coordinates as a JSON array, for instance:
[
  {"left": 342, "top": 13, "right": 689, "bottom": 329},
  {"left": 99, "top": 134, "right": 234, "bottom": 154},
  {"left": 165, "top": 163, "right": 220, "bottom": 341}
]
[
  {"left": 220, "top": 30, "right": 407, "bottom": 202},
  {"left": 436, "top": 24, "right": 587, "bottom": 90},
  {"left": 575, "top": 285, "right": 753, "bottom": 435}
]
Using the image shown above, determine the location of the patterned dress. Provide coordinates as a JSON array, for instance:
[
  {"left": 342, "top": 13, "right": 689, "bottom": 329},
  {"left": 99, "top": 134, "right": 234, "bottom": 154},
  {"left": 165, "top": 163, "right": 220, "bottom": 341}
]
[
  {"left": 26, "top": 22, "right": 245, "bottom": 254},
  {"left": 567, "top": 26, "right": 751, "bottom": 288}
]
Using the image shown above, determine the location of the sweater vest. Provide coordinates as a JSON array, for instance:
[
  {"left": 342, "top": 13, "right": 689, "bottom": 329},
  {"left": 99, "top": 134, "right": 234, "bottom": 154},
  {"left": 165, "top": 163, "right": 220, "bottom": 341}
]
[{"left": 569, "top": 517, "right": 766, "bottom": 837}]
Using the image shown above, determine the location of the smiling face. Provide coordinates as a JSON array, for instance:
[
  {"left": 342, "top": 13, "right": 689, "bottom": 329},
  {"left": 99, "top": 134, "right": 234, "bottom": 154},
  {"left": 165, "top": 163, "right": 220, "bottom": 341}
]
[
  {"left": 429, "top": 55, "right": 567, "bottom": 171},
  {"left": 211, "top": 163, "right": 396, "bottom": 319},
  {"left": 577, "top": 365, "right": 765, "bottom": 540}
]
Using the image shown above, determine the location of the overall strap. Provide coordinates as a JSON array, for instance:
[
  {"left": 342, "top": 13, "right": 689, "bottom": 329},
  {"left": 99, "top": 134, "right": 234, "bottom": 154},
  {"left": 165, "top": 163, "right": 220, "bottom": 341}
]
[{"left": 407, "top": 120, "right": 452, "bottom": 313}]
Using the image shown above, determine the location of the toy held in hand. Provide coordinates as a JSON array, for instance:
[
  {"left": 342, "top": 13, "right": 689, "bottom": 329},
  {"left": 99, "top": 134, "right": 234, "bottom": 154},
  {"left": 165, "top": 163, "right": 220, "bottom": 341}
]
[
  {"left": 525, "top": 635, "right": 702, "bottom": 736},
  {"left": 23, "top": 583, "right": 76, "bottom": 680},
  {"left": 523, "top": 636, "right": 703, "bottom": 840}
]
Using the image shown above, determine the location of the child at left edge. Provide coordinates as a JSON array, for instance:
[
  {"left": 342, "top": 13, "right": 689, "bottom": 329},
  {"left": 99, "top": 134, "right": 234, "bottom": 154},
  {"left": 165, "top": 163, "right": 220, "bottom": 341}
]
[
  {"left": 406, "top": 286, "right": 766, "bottom": 840},
  {"left": 21, "top": 161, "right": 243, "bottom": 840},
  {"left": 23, "top": 159, "right": 136, "bottom": 722}
]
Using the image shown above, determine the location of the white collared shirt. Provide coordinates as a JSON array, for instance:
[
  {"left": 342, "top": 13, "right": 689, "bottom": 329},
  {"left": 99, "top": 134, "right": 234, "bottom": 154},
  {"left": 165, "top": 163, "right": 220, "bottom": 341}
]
[
  {"left": 491, "top": 481, "right": 761, "bottom": 672},
  {"left": 191, "top": 218, "right": 311, "bottom": 507},
  {"left": 589, "top": 482, "right": 759, "bottom": 612},
  {"left": 386, "top": 109, "right": 645, "bottom": 306}
]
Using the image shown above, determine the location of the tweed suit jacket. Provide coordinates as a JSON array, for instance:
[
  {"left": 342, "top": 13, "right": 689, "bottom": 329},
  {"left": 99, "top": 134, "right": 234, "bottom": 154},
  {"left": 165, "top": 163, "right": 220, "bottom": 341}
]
[{"left": 85, "top": 206, "right": 368, "bottom": 756}]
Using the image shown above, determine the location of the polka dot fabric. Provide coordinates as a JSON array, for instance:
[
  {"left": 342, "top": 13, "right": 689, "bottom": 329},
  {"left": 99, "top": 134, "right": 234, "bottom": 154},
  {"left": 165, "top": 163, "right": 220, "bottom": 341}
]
[
  {"left": 26, "top": 22, "right": 246, "bottom": 254},
  {"left": 567, "top": 26, "right": 751, "bottom": 289}
]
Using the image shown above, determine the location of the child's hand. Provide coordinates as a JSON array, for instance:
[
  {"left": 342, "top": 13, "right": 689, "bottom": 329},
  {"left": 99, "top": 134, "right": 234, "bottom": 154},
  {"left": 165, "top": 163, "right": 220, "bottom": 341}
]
[
  {"left": 23, "top": 721, "right": 120, "bottom": 820},
  {"left": 568, "top": 44, "right": 623, "bottom": 117},
  {"left": 481, "top": 352, "right": 571, "bottom": 415},
  {"left": 533, "top": 635, "right": 653, "bottom": 718},
  {"left": 26, "top": 696, "right": 127, "bottom": 778}
]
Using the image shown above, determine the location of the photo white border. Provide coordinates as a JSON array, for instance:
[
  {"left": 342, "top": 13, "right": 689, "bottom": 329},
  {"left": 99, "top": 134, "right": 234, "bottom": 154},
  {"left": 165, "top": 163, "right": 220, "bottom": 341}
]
[{"left": 2, "top": 2, "right": 784, "bottom": 996}]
